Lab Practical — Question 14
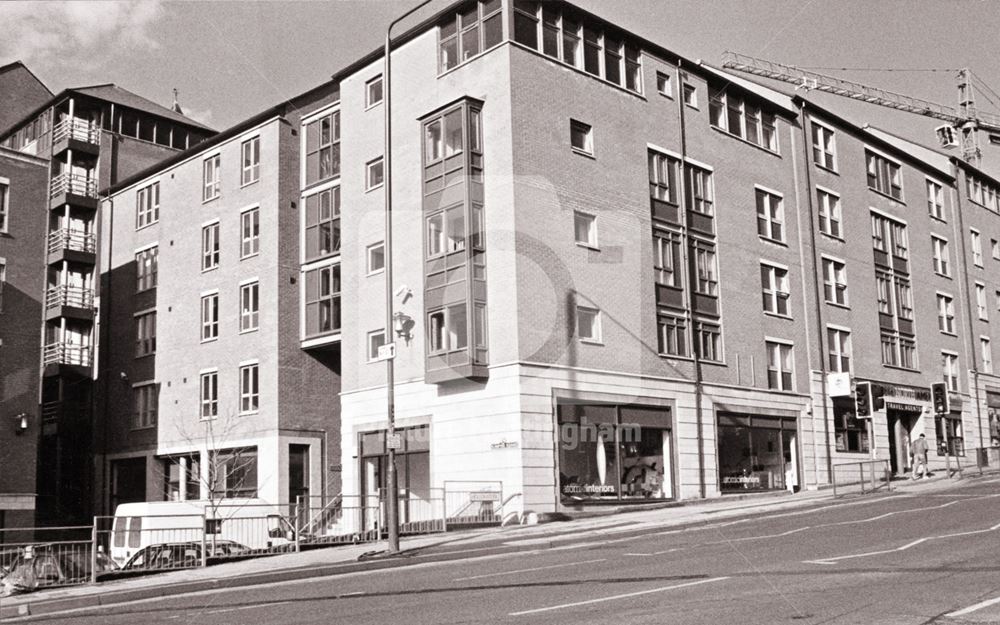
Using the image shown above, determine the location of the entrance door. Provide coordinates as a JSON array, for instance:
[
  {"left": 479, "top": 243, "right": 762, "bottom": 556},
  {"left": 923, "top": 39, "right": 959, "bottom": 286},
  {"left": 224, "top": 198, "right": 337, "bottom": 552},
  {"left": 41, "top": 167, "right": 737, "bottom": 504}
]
[
  {"left": 887, "top": 410, "right": 916, "bottom": 475},
  {"left": 288, "top": 444, "right": 310, "bottom": 517}
]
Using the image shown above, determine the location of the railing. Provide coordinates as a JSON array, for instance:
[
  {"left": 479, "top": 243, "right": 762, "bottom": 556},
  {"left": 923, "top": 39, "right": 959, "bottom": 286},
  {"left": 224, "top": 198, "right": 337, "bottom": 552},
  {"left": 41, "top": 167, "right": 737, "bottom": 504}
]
[
  {"left": 48, "top": 229, "right": 96, "bottom": 255},
  {"left": 45, "top": 285, "right": 94, "bottom": 310},
  {"left": 831, "top": 459, "right": 892, "bottom": 498},
  {"left": 971, "top": 446, "right": 1000, "bottom": 476},
  {"left": 0, "top": 525, "right": 98, "bottom": 595},
  {"left": 50, "top": 173, "right": 97, "bottom": 199},
  {"left": 42, "top": 342, "right": 92, "bottom": 367},
  {"left": 52, "top": 118, "right": 100, "bottom": 145}
]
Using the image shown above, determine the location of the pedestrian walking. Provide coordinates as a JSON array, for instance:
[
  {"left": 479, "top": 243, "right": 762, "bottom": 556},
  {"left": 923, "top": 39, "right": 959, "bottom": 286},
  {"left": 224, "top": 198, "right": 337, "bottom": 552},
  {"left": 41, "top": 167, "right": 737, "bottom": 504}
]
[{"left": 911, "top": 433, "right": 929, "bottom": 480}]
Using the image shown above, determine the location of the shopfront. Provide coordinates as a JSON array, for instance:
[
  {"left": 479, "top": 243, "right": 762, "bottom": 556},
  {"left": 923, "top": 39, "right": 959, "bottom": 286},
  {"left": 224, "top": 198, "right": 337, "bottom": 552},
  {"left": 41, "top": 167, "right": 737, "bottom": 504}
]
[
  {"left": 359, "top": 425, "right": 430, "bottom": 529},
  {"left": 717, "top": 412, "right": 797, "bottom": 493},
  {"left": 557, "top": 403, "right": 673, "bottom": 503},
  {"left": 987, "top": 392, "right": 1000, "bottom": 446}
]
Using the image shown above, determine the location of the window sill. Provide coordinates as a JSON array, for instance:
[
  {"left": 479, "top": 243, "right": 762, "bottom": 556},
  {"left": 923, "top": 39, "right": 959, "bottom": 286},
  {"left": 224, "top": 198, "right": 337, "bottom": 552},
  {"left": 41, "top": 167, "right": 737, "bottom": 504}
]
[
  {"left": 365, "top": 101, "right": 383, "bottom": 111},
  {"left": 365, "top": 183, "right": 384, "bottom": 194},
  {"left": 819, "top": 232, "right": 844, "bottom": 243},
  {"left": 240, "top": 178, "right": 260, "bottom": 189},
  {"left": 763, "top": 311, "right": 793, "bottom": 321},
  {"left": 934, "top": 271, "right": 952, "bottom": 280},
  {"left": 815, "top": 163, "right": 839, "bottom": 176},
  {"left": 571, "top": 147, "right": 596, "bottom": 160},
  {"left": 868, "top": 187, "right": 905, "bottom": 205},
  {"left": 579, "top": 338, "right": 604, "bottom": 345},
  {"left": 825, "top": 301, "right": 850, "bottom": 310},
  {"left": 201, "top": 337, "right": 219, "bottom": 344},
  {"left": 239, "top": 327, "right": 259, "bottom": 335},
  {"left": 301, "top": 174, "right": 341, "bottom": 195},
  {"left": 929, "top": 214, "right": 948, "bottom": 225},
  {"left": 657, "top": 352, "right": 693, "bottom": 362},
  {"left": 239, "top": 410, "right": 259, "bottom": 417},
  {"left": 202, "top": 265, "right": 219, "bottom": 274},
  {"left": 834, "top": 449, "right": 871, "bottom": 456},
  {"left": 241, "top": 252, "right": 260, "bottom": 261},
  {"left": 200, "top": 416, "right": 218, "bottom": 422},
  {"left": 759, "top": 236, "right": 787, "bottom": 247},
  {"left": 136, "top": 222, "right": 158, "bottom": 232},
  {"left": 134, "top": 352, "right": 155, "bottom": 360},
  {"left": 766, "top": 386, "right": 796, "bottom": 394},
  {"left": 882, "top": 363, "right": 920, "bottom": 373},
  {"left": 575, "top": 241, "right": 600, "bottom": 251},
  {"left": 367, "top": 267, "right": 385, "bottom": 276},
  {"left": 979, "top": 316, "right": 990, "bottom": 322},
  {"left": 130, "top": 425, "right": 156, "bottom": 432},
  {"left": 202, "top": 195, "right": 220, "bottom": 205},
  {"left": 658, "top": 91, "right": 674, "bottom": 100},
  {"left": 708, "top": 125, "right": 780, "bottom": 157}
]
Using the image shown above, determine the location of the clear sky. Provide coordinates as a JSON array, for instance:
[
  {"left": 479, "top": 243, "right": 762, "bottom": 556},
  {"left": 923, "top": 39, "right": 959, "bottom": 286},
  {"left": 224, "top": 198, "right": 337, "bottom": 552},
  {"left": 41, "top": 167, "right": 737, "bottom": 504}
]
[{"left": 3, "top": 0, "right": 1000, "bottom": 164}]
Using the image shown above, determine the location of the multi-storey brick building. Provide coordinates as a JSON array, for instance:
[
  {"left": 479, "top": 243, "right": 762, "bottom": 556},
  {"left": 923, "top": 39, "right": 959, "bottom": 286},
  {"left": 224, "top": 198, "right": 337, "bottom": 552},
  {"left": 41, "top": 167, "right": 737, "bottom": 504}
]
[
  {"left": 0, "top": 82, "right": 213, "bottom": 524},
  {"left": 89, "top": 0, "right": 998, "bottom": 524}
]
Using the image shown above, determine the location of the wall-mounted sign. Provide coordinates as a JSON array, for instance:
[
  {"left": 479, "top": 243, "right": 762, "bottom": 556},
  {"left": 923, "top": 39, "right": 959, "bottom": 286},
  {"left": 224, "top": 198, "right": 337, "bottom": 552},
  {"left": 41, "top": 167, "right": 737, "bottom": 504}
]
[
  {"left": 386, "top": 434, "right": 402, "bottom": 450},
  {"left": 827, "top": 372, "right": 851, "bottom": 397},
  {"left": 469, "top": 491, "right": 501, "bottom": 502},
  {"left": 490, "top": 439, "right": 518, "bottom": 449}
]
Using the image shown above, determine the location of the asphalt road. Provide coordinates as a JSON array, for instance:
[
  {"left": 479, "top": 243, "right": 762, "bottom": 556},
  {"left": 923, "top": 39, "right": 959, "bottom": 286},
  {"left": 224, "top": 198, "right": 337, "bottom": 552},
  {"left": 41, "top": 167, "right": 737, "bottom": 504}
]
[{"left": 12, "top": 478, "right": 1000, "bottom": 625}]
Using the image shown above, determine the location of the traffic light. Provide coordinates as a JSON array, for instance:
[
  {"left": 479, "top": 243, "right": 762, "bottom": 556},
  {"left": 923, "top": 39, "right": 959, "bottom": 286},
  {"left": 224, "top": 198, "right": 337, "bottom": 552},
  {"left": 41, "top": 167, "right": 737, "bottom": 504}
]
[
  {"left": 855, "top": 381, "right": 872, "bottom": 418},
  {"left": 872, "top": 383, "right": 885, "bottom": 412},
  {"left": 931, "top": 381, "right": 950, "bottom": 414}
]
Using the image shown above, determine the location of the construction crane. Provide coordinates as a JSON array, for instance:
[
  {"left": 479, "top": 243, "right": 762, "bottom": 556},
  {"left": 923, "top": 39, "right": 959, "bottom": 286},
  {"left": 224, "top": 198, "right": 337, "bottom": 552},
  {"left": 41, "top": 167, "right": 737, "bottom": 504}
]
[{"left": 721, "top": 51, "right": 1000, "bottom": 167}]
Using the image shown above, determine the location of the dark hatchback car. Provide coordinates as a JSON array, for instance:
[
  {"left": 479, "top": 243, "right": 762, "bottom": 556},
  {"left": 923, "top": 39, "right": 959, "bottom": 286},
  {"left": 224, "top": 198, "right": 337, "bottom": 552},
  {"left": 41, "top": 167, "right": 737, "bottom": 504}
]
[
  {"left": 122, "top": 540, "right": 248, "bottom": 571},
  {"left": 0, "top": 547, "right": 118, "bottom": 596}
]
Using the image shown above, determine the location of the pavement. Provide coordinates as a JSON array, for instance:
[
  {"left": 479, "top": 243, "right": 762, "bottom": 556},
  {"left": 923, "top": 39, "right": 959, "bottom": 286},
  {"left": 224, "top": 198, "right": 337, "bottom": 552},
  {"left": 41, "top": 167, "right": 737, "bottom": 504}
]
[{"left": 0, "top": 471, "right": 988, "bottom": 622}]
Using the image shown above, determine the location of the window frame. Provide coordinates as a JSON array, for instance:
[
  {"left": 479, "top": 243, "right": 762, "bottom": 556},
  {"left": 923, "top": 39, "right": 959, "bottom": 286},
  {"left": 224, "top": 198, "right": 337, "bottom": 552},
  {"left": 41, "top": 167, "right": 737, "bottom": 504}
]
[
  {"left": 942, "top": 351, "right": 960, "bottom": 392},
  {"left": 367, "top": 329, "right": 387, "bottom": 362},
  {"left": 971, "top": 228, "right": 983, "bottom": 267},
  {"left": 821, "top": 256, "right": 848, "bottom": 307},
  {"left": 132, "top": 382, "right": 158, "bottom": 430},
  {"left": 682, "top": 83, "right": 697, "bottom": 108},
  {"left": 135, "top": 246, "right": 158, "bottom": 292},
  {"left": 656, "top": 71, "right": 673, "bottom": 98},
  {"left": 241, "top": 136, "right": 260, "bottom": 187},
  {"left": 760, "top": 262, "right": 791, "bottom": 317},
  {"left": 926, "top": 178, "right": 945, "bottom": 220},
  {"left": 827, "top": 326, "right": 852, "bottom": 373},
  {"left": 366, "top": 241, "right": 385, "bottom": 275},
  {"left": 201, "top": 221, "right": 220, "bottom": 272},
  {"left": 937, "top": 292, "right": 956, "bottom": 334},
  {"left": 202, "top": 153, "right": 221, "bottom": 202},
  {"left": 366, "top": 157, "right": 385, "bottom": 191},
  {"left": 134, "top": 309, "right": 157, "bottom": 357},
  {"left": 239, "top": 280, "right": 259, "bottom": 333},
  {"left": 303, "top": 263, "right": 341, "bottom": 339},
  {"left": 201, "top": 292, "right": 219, "bottom": 342},
  {"left": 575, "top": 305, "right": 602, "bottom": 344},
  {"left": 0, "top": 177, "right": 9, "bottom": 233},
  {"left": 865, "top": 148, "right": 903, "bottom": 201},
  {"left": 427, "top": 303, "right": 470, "bottom": 354},
  {"left": 240, "top": 206, "right": 260, "bottom": 259},
  {"left": 365, "top": 75, "right": 384, "bottom": 109},
  {"left": 816, "top": 186, "right": 842, "bottom": 239},
  {"left": 239, "top": 363, "right": 260, "bottom": 414},
  {"left": 136, "top": 181, "right": 160, "bottom": 230},
  {"left": 976, "top": 282, "right": 988, "bottom": 320},
  {"left": 569, "top": 119, "right": 594, "bottom": 156},
  {"left": 200, "top": 370, "right": 219, "bottom": 420},
  {"left": 709, "top": 86, "right": 779, "bottom": 153},
  {"left": 931, "top": 235, "right": 950, "bottom": 277},
  {"left": 573, "top": 210, "right": 598, "bottom": 248},
  {"left": 439, "top": 0, "right": 503, "bottom": 74},
  {"left": 765, "top": 340, "right": 794, "bottom": 391},
  {"left": 755, "top": 186, "right": 784, "bottom": 242},
  {"left": 302, "top": 108, "right": 341, "bottom": 187},
  {"left": 811, "top": 120, "right": 837, "bottom": 171},
  {"left": 982, "top": 336, "right": 993, "bottom": 374},
  {"left": 656, "top": 313, "right": 687, "bottom": 357}
]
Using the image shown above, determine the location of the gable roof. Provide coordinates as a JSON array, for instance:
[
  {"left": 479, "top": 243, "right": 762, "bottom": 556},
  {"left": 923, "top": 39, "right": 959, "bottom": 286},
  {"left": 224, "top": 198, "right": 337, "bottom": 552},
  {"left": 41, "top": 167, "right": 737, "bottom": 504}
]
[
  {"left": 70, "top": 83, "right": 213, "bottom": 131},
  {"left": 0, "top": 61, "right": 53, "bottom": 135}
]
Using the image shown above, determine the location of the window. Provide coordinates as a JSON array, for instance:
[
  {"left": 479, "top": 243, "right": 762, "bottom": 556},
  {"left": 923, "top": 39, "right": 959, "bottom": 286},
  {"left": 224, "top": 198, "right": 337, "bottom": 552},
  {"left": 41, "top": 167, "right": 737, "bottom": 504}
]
[
  {"left": 982, "top": 337, "right": 993, "bottom": 374},
  {"left": 202, "top": 222, "right": 219, "bottom": 271},
  {"left": 203, "top": 154, "right": 220, "bottom": 201},
  {"left": 240, "top": 281, "right": 259, "bottom": 332},
  {"left": 894, "top": 276, "right": 913, "bottom": 320},
  {"left": 834, "top": 397, "right": 869, "bottom": 453},
  {"left": 682, "top": 83, "right": 697, "bottom": 108},
  {"left": 0, "top": 179, "right": 8, "bottom": 232},
  {"left": 648, "top": 151, "right": 679, "bottom": 206},
  {"left": 576, "top": 306, "right": 601, "bottom": 343},
  {"left": 755, "top": 188, "right": 783, "bottom": 242},
  {"left": 760, "top": 263, "right": 790, "bottom": 316},
  {"left": 993, "top": 239, "right": 1000, "bottom": 260},
  {"left": 136, "top": 182, "right": 159, "bottom": 229},
  {"left": 653, "top": 230, "right": 681, "bottom": 287},
  {"left": 200, "top": 371, "right": 218, "bottom": 419},
  {"left": 241, "top": 207, "right": 260, "bottom": 258},
  {"left": 201, "top": 293, "right": 219, "bottom": 341},
  {"left": 865, "top": 150, "right": 902, "bottom": 200},
  {"left": 932, "top": 236, "right": 950, "bottom": 276},
  {"left": 927, "top": 179, "right": 944, "bottom": 220},
  {"left": 822, "top": 257, "right": 848, "bottom": 306},
  {"left": 696, "top": 321, "right": 722, "bottom": 362},
  {"left": 240, "top": 137, "right": 260, "bottom": 186},
  {"left": 937, "top": 293, "right": 955, "bottom": 334},
  {"left": 574, "top": 211, "right": 597, "bottom": 247},
  {"left": 977, "top": 283, "right": 988, "bottom": 320},
  {"left": 426, "top": 205, "right": 466, "bottom": 257},
  {"left": 882, "top": 332, "right": 916, "bottom": 370},
  {"left": 439, "top": 0, "right": 502, "bottom": 72},
  {"left": 766, "top": 341, "right": 794, "bottom": 391},
  {"left": 657, "top": 314, "right": 686, "bottom": 356},
  {"left": 304, "top": 110, "right": 340, "bottom": 186},
  {"left": 686, "top": 164, "right": 714, "bottom": 216},
  {"left": 816, "top": 188, "right": 841, "bottom": 238},
  {"left": 827, "top": 327, "right": 851, "bottom": 373},
  {"left": 428, "top": 303, "right": 469, "bottom": 352},
  {"left": 303, "top": 187, "right": 340, "bottom": 261},
  {"left": 942, "top": 352, "right": 959, "bottom": 392},
  {"left": 971, "top": 229, "right": 983, "bottom": 267},
  {"left": 693, "top": 241, "right": 718, "bottom": 296},
  {"left": 239, "top": 364, "right": 259, "bottom": 413},
  {"left": 367, "top": 242, "right": 385, "bottom": 274},
  {"left": 135, "top": 311, "right": 156, "bottom": 357},
  {"left": 367, "top": 330, "right": 386, "bottom": 362},
  {"left": 708, "top": 86, "right": 778, "bottom": 152},
  {"left": 304, "top": 264, "right": 340, "bottom": 337},
  {"left": 570, "top": 120, "right": 593, "bottom": 155},
  {"left": 811, "top": 122, "right": 836, "bottom": 170},
  {"left": 365, "top": 75, "right": 383, "bottom": 108},
  {"left": 0, "top": 261, "right": 5, "bottom": 312},
  {"left": 366, "top": 157, "right": 384, "bottom": 190},
  {"left": 656, "top": 72, "right": 672, "bottom": 98},
  {"left": 214, "top": 448, "right": 258, "bottom": 498},
  {"left": 133, "top": 384, "right": 158, "bottom": 429},
  {"left": 136, "top": 247, "right": 158, "bottom": 292}
]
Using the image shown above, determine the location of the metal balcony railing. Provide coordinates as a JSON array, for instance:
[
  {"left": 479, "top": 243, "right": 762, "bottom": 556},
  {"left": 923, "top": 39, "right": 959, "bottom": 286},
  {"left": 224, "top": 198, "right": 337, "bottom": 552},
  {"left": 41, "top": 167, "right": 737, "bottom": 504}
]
[
  {"left": 42, "top": 343, "right": 92, "bottom": 367},
  {"left": 50, "top": 173, "right": 97, "bottom": 199},
  {"left": 48, "top": 229, "right": 96, "bottom": 254},
  {"left": 45, "top": 285, "right": 94, "bottom": 310},
  {"left": 52, "top": 118, "right": 101, "bottom": 145}
]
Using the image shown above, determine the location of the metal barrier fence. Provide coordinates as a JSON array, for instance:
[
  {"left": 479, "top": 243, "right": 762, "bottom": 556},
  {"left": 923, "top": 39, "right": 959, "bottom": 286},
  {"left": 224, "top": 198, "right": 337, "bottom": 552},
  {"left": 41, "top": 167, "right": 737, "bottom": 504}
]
[
  {"left": 295, "top": 490, "right": 447, "bottom": 546},
  {"left": 831, "top": 459, "right": 892, "bottom": 498},
  {"left": 971, "top": 445, "right": 1000, "bottom": 476},
  {"left": 443, "top": 481, "right": 504, "bottom": 528},
  {"left": 0, "top": 525, "right": 98, "bottom": 595}
]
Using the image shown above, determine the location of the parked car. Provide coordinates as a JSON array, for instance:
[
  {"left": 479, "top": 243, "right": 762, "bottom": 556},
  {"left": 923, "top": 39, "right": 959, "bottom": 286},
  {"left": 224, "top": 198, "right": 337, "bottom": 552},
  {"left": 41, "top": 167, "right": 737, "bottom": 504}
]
[
  {"left": 122, "top": 540, "right": 248, "bottom": 571},
  {"left": 0, "top": 546, "right": 118, "bottom": 596}
]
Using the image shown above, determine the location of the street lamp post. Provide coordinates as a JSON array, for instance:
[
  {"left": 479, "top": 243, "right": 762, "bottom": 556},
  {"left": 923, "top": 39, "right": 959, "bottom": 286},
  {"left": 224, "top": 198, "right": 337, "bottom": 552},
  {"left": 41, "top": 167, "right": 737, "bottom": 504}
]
[{"left": 383, "top": 0, "right": 433, "bottom": 555}]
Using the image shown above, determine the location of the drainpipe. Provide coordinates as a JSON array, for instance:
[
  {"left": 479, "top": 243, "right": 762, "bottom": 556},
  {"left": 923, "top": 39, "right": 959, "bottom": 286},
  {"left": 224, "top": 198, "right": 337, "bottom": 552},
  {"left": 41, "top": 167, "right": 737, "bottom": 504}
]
[
  {"left": 798, "top": 103, "right": 833, "bottom": 484},
  {"left": 383, "top": 0, "right": 433, "bottom": 554},
  {"left": 675, "top": 60, "right": 706, "bottom": 500},
  {"left": 952, "top": 161, "right": 984, "bottom": 456}
]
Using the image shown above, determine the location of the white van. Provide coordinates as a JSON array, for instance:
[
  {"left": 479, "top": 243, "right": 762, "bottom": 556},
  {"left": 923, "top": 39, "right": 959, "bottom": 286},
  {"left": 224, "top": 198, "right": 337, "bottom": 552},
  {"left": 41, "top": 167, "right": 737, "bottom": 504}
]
[{"left": 110, "top": 499, "right": 295, "bottom": 566}]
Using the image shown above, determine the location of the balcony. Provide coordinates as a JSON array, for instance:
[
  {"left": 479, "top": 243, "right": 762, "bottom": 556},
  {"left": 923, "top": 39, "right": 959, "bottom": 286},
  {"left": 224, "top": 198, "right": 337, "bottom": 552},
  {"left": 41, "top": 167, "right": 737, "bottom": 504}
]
[
  {"left": 43, "top": 342, "right": 92, "bottom": 367},
  {"left": 50, "top": 173, "right": 98, "bottom": 211},
  {"left": 47, "top": 229, "right": 97, "bottom": 265},
  {"left": 45, "top": 285, "right": 95, "bottom": 321},
  {"left": 51, "top": 118, "right": 101, "bottom": 157}
]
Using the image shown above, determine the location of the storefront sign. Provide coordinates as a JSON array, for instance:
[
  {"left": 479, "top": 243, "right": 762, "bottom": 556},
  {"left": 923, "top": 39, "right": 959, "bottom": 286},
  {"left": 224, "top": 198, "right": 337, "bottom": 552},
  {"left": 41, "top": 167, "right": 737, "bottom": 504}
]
[
  {"left": 722, "top": 475, "right": 761, "bottom": 486},
  {"left": 490, "top": 439, "right": 518, "bottom": 450},
  {"left": 562, "top": 484, "right": 617, "bottom": 495},
  {"left": 827, "top": 373, "right": 851, "bottom": 397}
]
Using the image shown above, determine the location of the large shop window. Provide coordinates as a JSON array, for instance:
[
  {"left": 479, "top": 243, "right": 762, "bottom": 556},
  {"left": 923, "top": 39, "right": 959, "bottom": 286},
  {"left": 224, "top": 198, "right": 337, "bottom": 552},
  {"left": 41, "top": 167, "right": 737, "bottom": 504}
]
[
  {"left": 833, "top": 396, "right": 869, "bottom": 453},
  {"left": 934, "top": 414, "right": 964, "bottom": 457},
  {"left": 717, "top": 413, "right": 797, "bottom": 492},
  {"left": 557, "top": 403, "right": 672, "bottom": 503}
]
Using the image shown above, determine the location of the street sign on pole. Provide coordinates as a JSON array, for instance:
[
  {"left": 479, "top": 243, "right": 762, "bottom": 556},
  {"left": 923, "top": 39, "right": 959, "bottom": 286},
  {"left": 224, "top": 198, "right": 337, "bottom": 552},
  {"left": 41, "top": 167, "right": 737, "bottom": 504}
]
[
  {"left": 376, "top": 343, "right": 396, "bottom": 361},
  {"left": 386, "top": 433, "right": 402, "bottom": 450}
]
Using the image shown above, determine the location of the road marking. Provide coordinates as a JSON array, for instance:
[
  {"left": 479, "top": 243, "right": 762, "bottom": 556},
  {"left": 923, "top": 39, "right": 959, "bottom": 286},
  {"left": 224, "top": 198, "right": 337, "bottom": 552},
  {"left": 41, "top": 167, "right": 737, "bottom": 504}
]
[
  {"left": 805, "top": 520, "right": 1000, "bottom": 565},
  {"left": 509, "top": 576, "right": 730, "bottom": 616},
  {"left": 454, "top": 558, "right": 607, "bottom": 581},
  {"left": 205, "top": 600, "right": 291, "bottom": 614},
  {"left": 623, "top": 548, "right": 680, "bottom": 556},
  {"left": 946, "top": 595, "right": 1000, "bottom": 617}
]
